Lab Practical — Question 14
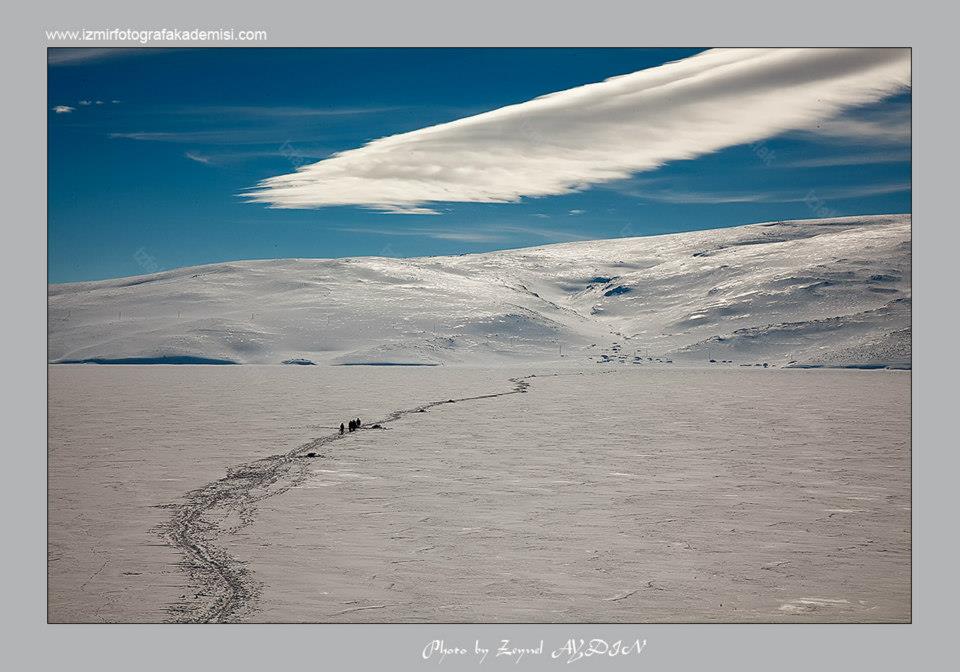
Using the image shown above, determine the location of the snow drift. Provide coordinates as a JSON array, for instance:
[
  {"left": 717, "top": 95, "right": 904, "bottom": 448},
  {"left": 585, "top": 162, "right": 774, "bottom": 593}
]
[{"left": 48, "top": 214, "right": 911, "bottom": 368}]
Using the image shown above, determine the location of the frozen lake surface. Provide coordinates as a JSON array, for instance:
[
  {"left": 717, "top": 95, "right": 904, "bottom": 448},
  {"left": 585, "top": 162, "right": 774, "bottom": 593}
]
[{"left": 48, "top": 364, "right": 910, "bottom": 622}]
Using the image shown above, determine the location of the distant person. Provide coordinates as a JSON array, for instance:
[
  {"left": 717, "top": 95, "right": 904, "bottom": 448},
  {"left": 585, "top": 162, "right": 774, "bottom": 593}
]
[
  {"left": 339, "top": 423, "right": 345, "bottom": 435},
  {"left": 356, "top": 417, "right": 362, "bottom": 428},
  {"left": 348, "top": 420, "right": 355, "bottom": 432}
]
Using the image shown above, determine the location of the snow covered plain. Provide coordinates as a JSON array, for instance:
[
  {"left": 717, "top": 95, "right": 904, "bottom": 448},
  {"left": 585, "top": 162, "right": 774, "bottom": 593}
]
[
  {"left": 48, "top": 214, "right": 911, "bottom": 369},
  {"left": 47, "top": 215, "right": 911, "bottom": 622},
  {"left": 48, "top": 364, "right": 909, "bottom": 623}
]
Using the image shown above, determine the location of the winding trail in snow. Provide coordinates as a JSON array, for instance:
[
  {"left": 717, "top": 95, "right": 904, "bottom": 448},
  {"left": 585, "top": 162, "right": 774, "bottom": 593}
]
[{"left": 160, "top": 374, "right": 534, "bottom": 623}]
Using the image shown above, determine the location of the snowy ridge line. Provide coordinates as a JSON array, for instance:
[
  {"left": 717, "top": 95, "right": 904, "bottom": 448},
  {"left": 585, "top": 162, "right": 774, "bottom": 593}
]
[
  {"left": 47, "top": 214, "right": 911, "bottom": 368},
  {"left": 158, "top": 374, "right": 536, "bottom": 623}
]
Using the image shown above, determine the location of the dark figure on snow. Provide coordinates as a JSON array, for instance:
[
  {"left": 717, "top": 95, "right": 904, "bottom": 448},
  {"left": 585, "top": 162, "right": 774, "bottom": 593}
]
[
  {"left": 348, "top": 420, "right": 355, "bottom": 432},
  {"left": 339, "top": 423, "right": 345, "bottom": 435},
  {"left": 356, "top": 417, "right": 362, "bottom": 428}
]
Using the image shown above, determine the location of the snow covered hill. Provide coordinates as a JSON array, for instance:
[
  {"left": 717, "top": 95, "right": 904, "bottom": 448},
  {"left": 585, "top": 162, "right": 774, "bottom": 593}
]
[{"left": 48, "top": 214, "right": 911, "bottom": 368}]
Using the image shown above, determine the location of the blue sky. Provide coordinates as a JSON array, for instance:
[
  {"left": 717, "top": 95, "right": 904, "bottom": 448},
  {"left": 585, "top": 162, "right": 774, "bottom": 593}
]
[{"left": 48, "top": 48, "right": 910, "bottom": 283}]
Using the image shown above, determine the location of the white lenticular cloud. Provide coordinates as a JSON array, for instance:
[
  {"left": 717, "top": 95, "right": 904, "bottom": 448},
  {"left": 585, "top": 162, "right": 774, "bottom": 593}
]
[{"left": 246, "top": 48, "right": 910, "bottom": 213}]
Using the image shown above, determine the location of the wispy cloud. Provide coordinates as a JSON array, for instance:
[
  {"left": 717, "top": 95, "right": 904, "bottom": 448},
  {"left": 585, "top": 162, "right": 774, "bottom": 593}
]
[
  {"left": 780, "top": 149, "right": 911, "bottom": 168},
  {"left": 246, "top": 48, "right": 910, "bottom": 213},
  {"left": 620, "top": 180, "right": 910, "bottom": 205},
  {"left": 376, "top": 205, "right": 442, "bottom": 215},
  {"left": 335, "top": 225, "right": 503, "bottom": 243},
  {"left": 109, "top": 129, "right": 338, "bottom": 149},
  {"left": 52, "top": 100, "right": 118, "bottom": 115},
  {"left": 102, "top": 104, "right": 420, "bottom": 158},
  {"left": 175, "top": 147, "right": 333, "bottom": 165},
  {"left": 184, "top": 151, "right": 214, "bottom": 165},
  {"left": 110, "top": 130, "right": 286, "bottom": 145},
  {"left": 168, "top": 104, "right": 404, "bottom": 118},
  {"left": 336, "top": 223, "right": 591, "bottom": 244},
  {"left": 47, "top": 48, "right": 178, "bottom": 66},
  {"left": 493, "top": 224, "right": 592, "bottom": 241},
  {"left": 805, "top": 104, "right": 910, "bottom": 145}
]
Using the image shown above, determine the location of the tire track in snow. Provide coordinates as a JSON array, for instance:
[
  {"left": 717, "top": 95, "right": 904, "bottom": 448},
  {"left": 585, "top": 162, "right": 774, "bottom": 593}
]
[{"left": 160, "top": 375, "right": 534, "bottom": 623}]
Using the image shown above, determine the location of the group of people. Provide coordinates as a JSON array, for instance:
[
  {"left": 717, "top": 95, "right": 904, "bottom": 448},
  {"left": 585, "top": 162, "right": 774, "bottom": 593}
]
[{"left": 339, "top": 417, "right": 362, "bottom": 435}]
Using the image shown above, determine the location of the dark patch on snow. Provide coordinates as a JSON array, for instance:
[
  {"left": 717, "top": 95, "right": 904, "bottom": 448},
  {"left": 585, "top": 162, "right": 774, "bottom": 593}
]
[
  {"left": 111, "top": 276, "right": 162, "bottom": 288},
  {"left": 786, "top": 363, "right": 905, "bottom": 370},
  {"left": 868, "top": 273, "right": 900, "bottom": 283},
  {"left": 281, "top": 358, "right": 316, "bottom": 365},
  {"left": 603, "top": 285, "right": 632, "bottom": 297},
  {"left": 56, "top": 355, "right": 237, "bottom": 365},
  {"left": 336, "top": 362, "right": 439, "bottom": 367}
]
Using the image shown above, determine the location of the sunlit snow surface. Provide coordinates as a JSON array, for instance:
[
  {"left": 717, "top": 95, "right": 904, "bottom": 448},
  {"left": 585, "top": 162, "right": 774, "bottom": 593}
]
[
  {"left": 48, "top": 365, "right": 910, "bottom": 622},
  {"left": 48, "top": 215, "right": 911, "bottom": 368}
]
